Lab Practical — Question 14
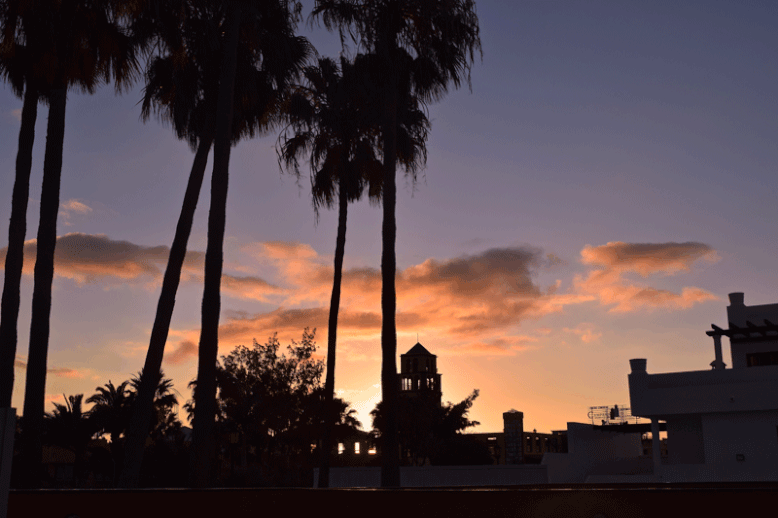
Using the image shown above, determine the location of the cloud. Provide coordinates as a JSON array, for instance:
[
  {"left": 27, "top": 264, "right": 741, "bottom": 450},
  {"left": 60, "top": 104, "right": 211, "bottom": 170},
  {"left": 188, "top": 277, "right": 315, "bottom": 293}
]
[
  {"left": 49, "top": 367, "right": 85, "bottom": 379},
  {"left": 166, "top": 340, "right": 198, "bottom": 365},
  {"left": 564, "top": 323, "right": 602, "bottom": 344},
  {"left": 575, "top": 241, "right": 719, "bottom": 312},
  {"left": 450, "top": 336, "right": 539, "bottom": 356},
  {"left": 0, "top": 233, "right": 205, "bottom": 286},
  {"left": 11, "top": 108, "right": 22, "bottom": 121},
  {"left": 580, "top": 241, "right": 719, "bottom": 276},
  {"left": 0, "top": 233, "right": 202, "bottom": 284},
  {"left": 167, "top": 246, "right": 563, "bottom": 359},
  {"left": 59, "top": 199, "right": 94, "bottom": 226},
  {"left": 14, "top": 357, "right": 84, "bottom": 378},
  {"left": 221, "top": 274, "right": 285, "bottom": 302}
]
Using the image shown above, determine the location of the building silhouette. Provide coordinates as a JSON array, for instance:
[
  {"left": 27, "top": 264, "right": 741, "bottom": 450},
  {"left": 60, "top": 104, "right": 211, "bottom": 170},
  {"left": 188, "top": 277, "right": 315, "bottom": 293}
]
[{"left": 399, "top": 342, "right": 442, "bottom": 407}]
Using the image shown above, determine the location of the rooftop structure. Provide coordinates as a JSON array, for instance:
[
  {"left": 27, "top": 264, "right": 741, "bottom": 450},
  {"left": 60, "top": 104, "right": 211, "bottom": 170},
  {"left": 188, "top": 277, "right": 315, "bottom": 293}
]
[
  {"left": 399, "top": 342, "right": 442, "bottom": 406},
  {"left": 628, "top": 292, "right": 778, "bottom": 482}
]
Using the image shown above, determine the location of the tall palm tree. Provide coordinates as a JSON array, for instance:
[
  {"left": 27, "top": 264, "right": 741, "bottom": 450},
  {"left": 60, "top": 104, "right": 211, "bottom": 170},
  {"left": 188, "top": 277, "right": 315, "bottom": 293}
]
[
  {"left": 0, "top": 0, "right": 40, "bottom": 410},
  {"left": 278, "top": 53, "right": 428, "bottom": 487},
  {"left": 312, "top": 0, "right": 480, "bottom": 486},
  {"left": 119, "top": 0, "right": 311, "bottom": 488},
  {"left": 118, "top": 0, "right": 221, "bottom": 488},
  {"left": 183, "top": 0, "right": 311, "bottom": 488},
  {"left": 280, "top": 55, "right": 382, "bottom": 488},
  {"left": 15, "top": 0, "right": 139, "bottom": 488}
]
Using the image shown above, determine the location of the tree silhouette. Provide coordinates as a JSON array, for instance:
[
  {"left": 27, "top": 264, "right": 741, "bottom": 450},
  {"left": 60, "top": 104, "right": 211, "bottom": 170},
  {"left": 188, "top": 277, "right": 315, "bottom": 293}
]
[
  {"left": 43, "top": 394, "right": 96, "bottom": 485},
  {"left": 15, "top": 0, "right": 139, "bottom": 488},
  {"left": 120, "top": 0, "right": 311, "bottom": 488},
  {"left": 279, "top": 53, "right": 428, "bottom": 486},
  {"left": 371, "top": 389, "right": 485, "bottom": 466},
  {"left": 0, "top": 0, "right": 40, "bottom": 409},
  {"left": 189, "top": 0, "right": 310, "bottom": 488},
  {"left": 186, "top": 330, "right": 361, "bottom": 486},
  {"left": 278, "top": 55, "right": 382, "bottom": 487},
  {"left": 312, "top": 0, "right": 480, "bottom": 485}
]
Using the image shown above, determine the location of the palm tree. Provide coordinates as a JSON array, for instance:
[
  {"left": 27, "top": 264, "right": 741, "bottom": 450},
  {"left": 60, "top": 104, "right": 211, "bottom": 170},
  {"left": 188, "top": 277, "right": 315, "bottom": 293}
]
[
  {"left": 312, "top": 0, "right": 481, "bottom": 486},
  {"left": 117, "top": 0, "right": 312, "bottom": 488},
  {"left": 0, "top": 0, "right": 41, "bottom": 410},
  {"left": 43, "top": 393, "right": 96, "bottom": 485},
  {"left": 15, "top": 0, "right": 140, "bottom": 488},
  {"left": 278, "top": 54, "right": 427, "bottom": 487},
  {"left": 128, "top": 370, "right": 180, "bottom": 441},
  {"left": 86, "top": 380, "right": 135, "bottom": 485},
  {"left": 184, "top": 1, "right": 311, "bottom": 488},
  {"left": 118, "top": 0, "right": 220, "bottom": 488},
  {"left": 87, "top": 381, "right": 134, "bottom": 446}
]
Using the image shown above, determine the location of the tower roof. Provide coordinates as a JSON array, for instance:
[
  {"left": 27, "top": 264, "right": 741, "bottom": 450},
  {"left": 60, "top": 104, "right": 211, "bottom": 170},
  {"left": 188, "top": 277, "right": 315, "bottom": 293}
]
[{"left": 403, "top": 342, "right": 434, "bottom": 356}]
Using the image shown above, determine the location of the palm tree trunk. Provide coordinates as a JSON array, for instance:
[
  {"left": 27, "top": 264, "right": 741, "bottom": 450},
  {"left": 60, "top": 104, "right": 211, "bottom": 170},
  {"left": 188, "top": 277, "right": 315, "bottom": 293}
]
[
  {"left": 191, "top": 4, "right": 240, "bottom": 489},
  {"left": 20, "top": 86, "right": 67, "bottom": 488},
  {"left": 0, "top": 86, "right": 38, "bottom": 409},
  {"left": 118, "top": 125, "right": 215, "bottom": 489},
  {"left": 318, "top": 178, "right": 349, "bottom": 488},
  {"left": 380, "top": 76, "right": 400, "bottom": 488}
]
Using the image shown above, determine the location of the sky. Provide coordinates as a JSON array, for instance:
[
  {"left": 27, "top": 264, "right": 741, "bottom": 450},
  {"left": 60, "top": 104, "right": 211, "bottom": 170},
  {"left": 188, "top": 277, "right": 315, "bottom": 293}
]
[{"left": 1, "top": 0, "right": 777, "bottom": 435}]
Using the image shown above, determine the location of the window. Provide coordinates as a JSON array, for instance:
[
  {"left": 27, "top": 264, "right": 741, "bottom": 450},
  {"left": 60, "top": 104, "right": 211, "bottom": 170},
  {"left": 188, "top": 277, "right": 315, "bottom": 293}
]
[
  {"left": 354, "top": 442, "right": 360, "bottom": 454},
  {"left": 747, "top": 351, "right": 778, "bottom": 367},
  {"left": 338, "top": 443, "right": 344, "bottom": 455}
]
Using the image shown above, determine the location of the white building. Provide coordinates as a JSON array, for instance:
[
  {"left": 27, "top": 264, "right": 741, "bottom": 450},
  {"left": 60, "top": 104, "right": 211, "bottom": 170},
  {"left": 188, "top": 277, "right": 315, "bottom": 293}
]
[{"left": 628, "top": 292, "right": 778, "bottom": 482}]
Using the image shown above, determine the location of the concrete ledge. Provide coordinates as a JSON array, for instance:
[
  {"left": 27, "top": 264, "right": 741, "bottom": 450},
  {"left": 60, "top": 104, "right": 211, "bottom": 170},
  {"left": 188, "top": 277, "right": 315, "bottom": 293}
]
[{"left": 8, "top": 484, "right": 778, "bottom": 518}]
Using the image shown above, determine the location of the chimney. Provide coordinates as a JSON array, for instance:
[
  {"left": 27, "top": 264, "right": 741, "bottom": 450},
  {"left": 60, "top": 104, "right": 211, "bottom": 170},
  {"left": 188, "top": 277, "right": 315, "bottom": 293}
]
[{"left": 728, "top": 292, "right": 745, "bottom": 306}]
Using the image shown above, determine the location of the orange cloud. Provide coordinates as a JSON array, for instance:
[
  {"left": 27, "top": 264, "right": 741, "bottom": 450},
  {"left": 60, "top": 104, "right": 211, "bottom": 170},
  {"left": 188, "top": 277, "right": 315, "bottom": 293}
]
[
  {"left": 221, "top": 274, "right": 285, "bottom": 302},
  {"left": 450, "top": 336, "right": 539, "bottom": 356},
  {"left": 14, "top": 357, "right": 84, "bottom": 378},
  {"left": 166, "top": 340, "right": 198, "bottom": 365},
  {"left": 564, "top": 323, "right": 602, "bottom": 344},
  {"left": 575, "top": 241, "right": 719, "bottom": 312},
  {"left": 580, "top": 241, "right": 719, "bottom": 276},
  {"left": 170, "top": 246, "right": 561, "bottom": 360}
]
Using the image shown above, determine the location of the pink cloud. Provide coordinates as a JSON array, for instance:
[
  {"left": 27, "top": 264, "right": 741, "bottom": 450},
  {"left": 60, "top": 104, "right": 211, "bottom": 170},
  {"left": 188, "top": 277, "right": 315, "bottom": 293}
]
[{"left": 575, "top": 241, "right": 719, "bottom": 312}]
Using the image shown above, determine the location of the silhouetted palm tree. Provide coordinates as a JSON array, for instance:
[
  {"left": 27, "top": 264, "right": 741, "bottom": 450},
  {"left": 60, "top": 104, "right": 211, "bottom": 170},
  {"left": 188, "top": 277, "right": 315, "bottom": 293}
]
[
  {"left": 278, "top": 53, "right": 428, "bottom": 486},
  {"left": 128, "top": 370, "right": 180, "bottom": 441},
  {"left": 0, "top": 0, "right": 41, "bottom": 409},
  {"left": 15, "top": 0, "right": 139, "bottom": 488},
  {"left": 43, "top": 393, "right": 96, "bottom": 484},
  {"left": 119, "top": 0, "right": 311, "bottom": 488},
  {"left": 312, "top": 0, "right": 480, "bottom": 486},
  {"left": 118, "top": 0, "right": 220, "bottom": 488},
  {"left": 189, "top": 0, "right": 311, "bottom": 488},
  {"left": 87, "top": 381, "right": 134, "bottom": 446}
]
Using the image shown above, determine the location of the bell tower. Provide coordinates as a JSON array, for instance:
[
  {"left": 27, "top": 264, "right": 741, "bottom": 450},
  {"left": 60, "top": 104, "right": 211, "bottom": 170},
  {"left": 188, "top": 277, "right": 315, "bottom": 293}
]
[{"left": 399, "top": 342, "right": 442, "bottom": 406}]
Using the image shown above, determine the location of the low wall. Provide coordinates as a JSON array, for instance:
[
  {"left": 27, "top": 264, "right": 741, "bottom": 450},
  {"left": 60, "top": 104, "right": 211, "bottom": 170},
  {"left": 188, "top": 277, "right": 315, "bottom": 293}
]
[
  {"left": 8, "top": 484, "right": 778, "bottom": 518},
  {"left": 315, "top": 465, "right": 548, "bottom": 487}
]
